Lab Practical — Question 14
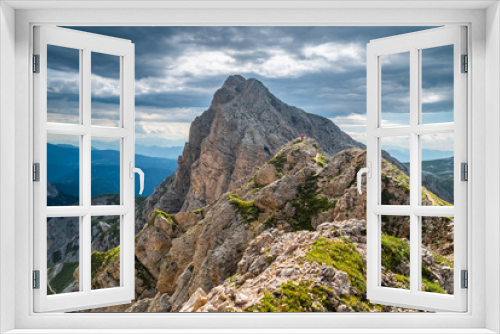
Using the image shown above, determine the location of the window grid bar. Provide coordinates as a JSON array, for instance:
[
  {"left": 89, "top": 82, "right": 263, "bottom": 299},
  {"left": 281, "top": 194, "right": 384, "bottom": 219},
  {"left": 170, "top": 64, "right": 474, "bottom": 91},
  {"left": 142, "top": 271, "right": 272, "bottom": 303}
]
[
  {"left": 47, "top": 123, "right": 130, "bottom": 138},
  {"left": 78, "top": 216, "right": 83, "bottom": 292},
  {"left": 82, "top": 48, "right": 92, "bottom": 295},
  {"left": 46, "top": 205, "right": 130, "bottom": 218},
  {"left": 409, "top": 47, "right": 420, "bottom": 295},
  {"left": 372, "top": 123, "right": 454, "bottom": 137},
  {"left": 373, "top": 205, "right": 454, "bottom": 217}
]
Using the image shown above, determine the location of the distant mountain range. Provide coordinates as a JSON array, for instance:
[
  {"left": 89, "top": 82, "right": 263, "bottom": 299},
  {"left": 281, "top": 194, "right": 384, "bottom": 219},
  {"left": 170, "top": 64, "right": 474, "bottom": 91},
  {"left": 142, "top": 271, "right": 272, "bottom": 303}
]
[
  {"left": 47, "top": 144, "right": 177, "bottom": 199},
  {"left": 403, "top": 156, "right": 454, "bottom": 204},
  {"left": 387, "top": 149, "right": 453, "bottom": 163},
  {"left": 135, "top": 144, "right": 184, "bottom": 160}
]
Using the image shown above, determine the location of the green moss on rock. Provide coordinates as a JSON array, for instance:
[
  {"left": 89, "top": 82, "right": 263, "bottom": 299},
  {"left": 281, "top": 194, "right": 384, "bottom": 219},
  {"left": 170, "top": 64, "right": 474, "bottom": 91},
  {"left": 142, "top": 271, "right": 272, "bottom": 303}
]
[
  {"left": 248, "top": 280, "right": 337, "bottom": 312},
  {"left": 305, "top": 238, "right": 365, "bottom": 295},
  {"left": 191, "top": 207, "right": 205, "bottom": 219},
  {"left": 312, "top": 154, "right": 330, "bottom": 168},
  {"left": 291, "top": 174, "right": 336, "bottom": 231},
  {"left": 422, "top": 278, "right": 446, "bottom": 294},
  {"left": 268, "top": 149, "right": 289, "bottom": 174},
  {"left": 91, "top": 245, "right": 120, "bottom": 279},
  {"left": 381, "top": 235, "right": 410, "bottom": 276},
  {"left": 228, "top": 194, "right": 260, "bottom": 223}
]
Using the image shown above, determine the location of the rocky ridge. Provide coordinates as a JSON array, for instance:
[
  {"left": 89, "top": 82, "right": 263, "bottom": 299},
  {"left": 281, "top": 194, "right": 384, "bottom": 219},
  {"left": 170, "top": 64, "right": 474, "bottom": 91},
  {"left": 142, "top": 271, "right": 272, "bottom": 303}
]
[
  {"left": 135, "top": 75, "right": 364, "bottom": 232},
  {"left": 86, "top": 139, "right": 454, "bottom": 312}
]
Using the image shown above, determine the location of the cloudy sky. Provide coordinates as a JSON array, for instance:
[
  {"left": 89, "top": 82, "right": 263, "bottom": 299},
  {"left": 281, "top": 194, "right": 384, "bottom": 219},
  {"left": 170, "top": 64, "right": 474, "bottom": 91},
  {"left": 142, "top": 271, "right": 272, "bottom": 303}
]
[{"left": 47, "top": 26, "right": 455, "bottom": 161}]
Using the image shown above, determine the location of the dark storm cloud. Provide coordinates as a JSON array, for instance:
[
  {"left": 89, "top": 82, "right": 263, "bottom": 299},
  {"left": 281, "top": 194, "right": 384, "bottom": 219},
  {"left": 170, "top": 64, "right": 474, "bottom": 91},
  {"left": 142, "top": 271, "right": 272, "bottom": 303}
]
[
  {"left": 66, "top": 26, "right": 434, "bottom": 79},
  {"left": 50, "top": 26, "right": 454, "bottom": 147}
]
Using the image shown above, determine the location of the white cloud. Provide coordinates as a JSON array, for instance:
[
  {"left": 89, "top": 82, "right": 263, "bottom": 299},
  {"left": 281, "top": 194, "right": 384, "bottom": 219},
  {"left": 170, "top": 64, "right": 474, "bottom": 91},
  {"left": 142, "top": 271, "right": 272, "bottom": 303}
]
[
  {"left": 91, "top": 75, "right": 120, "bottom": 97},
  {"left": 135, "top": 106, "right": 205, "bottom": 123},
  {"left": 380, "top": 136, "right": 410, "bottom": 151},
  {"left": 136, "top": 121, "right": 191, "bottom": 141},
  {"left": 329, "top": 113, "right": 367, "bottom": 128},
  {"left": 151, "top": 41, "right": 365, "bottom": 82},
  {"left": 330, "top": 113, "right": 367, "bottom": 144},
  {"left": 303, "top": 42, "right": 364, "bottom": 65},
  {"left": 421, "top": 87, "right": 453, "bottom": 104},
  {"left": 346, "top": 131, "right": 367, "bottom": 144},
  {"left": 421, "top": 133, "right": 454, "bottom": 151}
]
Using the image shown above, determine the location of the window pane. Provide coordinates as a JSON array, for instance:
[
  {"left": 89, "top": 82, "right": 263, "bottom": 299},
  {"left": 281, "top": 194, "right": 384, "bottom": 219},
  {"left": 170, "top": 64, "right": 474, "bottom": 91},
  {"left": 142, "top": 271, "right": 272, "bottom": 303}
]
[
  {"left": 380, "top": 136, "right": 410, "bottom": 205},
  {"left": 421, "top": 45, "right": 454, "bottom": 124},
  {"left": 421, "top": 216, "right": 454, "bottom": 294},
  {"left": 380, "top": 52, "right": 410, "bottom": 127},
  {"left": 381, "top": 215, "right": 410, "bottom": 290},
  {"left": 91, "top": 137, "right": 121, "bottom": 203},
  {"left": 421, "top": 133, "right": 454, "bottom": 206},
  {"left": 47, "top": 134, "right": 80, "bottom": 206},
  {"left": 91, "top": 52, "right": 121, "bottom": 127},
  {"left": 91, "top": 215, "right": 121, "bottom": 290},
  {"left": 47, "top": 216, "right": 80, "bottom": 295},
  {"left": 47, "top": 45, "right": 80, "bottom": 124}
]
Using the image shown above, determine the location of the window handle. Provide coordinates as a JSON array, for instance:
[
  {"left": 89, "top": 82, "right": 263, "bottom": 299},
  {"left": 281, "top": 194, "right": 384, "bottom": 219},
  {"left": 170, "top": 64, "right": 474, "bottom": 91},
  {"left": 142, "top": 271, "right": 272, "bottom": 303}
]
[
  {"left": 129, "top": 162, "right": 145, "bottom": 195},
  {"left": 357, "top": 162, "right": 371, "bottom": 195}
]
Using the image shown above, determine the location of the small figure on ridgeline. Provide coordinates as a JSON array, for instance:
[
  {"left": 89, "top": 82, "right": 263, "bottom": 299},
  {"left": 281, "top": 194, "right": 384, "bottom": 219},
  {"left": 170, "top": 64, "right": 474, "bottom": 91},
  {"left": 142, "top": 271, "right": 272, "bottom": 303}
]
[{"left": 300, "top": 135, "right": 305, "bottom": 141}]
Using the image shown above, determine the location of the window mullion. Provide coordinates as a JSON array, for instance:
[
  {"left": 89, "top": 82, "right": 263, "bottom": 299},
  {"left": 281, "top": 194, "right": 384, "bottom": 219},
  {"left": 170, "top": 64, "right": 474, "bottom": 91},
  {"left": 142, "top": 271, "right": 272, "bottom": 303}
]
[
  {"left": 409, "top": 47, "right": 421, "bottom": 294},
  {"left": 82, "top": 47, "right": 92, "bottom": 294}
]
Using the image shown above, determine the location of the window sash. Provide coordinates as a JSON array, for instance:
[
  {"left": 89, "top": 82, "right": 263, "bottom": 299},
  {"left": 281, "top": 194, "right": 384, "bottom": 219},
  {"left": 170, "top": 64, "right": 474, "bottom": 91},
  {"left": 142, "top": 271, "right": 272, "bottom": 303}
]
[
  {"left": 32, "top": 26, "right": 136, "bottom": 313},
  {"left": 366, "top": 26, "right": 468, "bottom": 312}
]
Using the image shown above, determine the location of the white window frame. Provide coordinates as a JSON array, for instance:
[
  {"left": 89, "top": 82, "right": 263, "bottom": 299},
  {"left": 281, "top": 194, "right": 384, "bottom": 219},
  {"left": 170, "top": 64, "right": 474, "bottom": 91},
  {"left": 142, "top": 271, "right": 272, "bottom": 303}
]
[
  {"left": 0, "top": 2, "right": 499, "bottom": 333},
  {"left": 33, "top": 26, "right": 136, "bottom": 312},
  {"left": 365, "top": 26, "right": 467, "bottom": 312}
]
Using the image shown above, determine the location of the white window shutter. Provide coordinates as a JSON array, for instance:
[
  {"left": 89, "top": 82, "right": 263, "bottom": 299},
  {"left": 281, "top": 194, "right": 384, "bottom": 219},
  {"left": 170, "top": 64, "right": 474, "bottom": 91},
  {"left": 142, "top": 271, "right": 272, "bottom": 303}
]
[
  {"left": 365, "top": 26, "right": 467, "bottom": 312},
  {"left": 33, "top": 26, "right": 136, "bottom": 312}
]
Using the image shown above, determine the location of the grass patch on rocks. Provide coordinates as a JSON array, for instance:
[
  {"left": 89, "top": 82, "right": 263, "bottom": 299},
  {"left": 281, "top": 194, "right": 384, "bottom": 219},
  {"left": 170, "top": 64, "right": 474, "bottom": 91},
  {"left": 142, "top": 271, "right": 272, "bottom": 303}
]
[
  {"left": 422, "top": 278, "right": 446, "bottom": 294},
  {"left": 291, "top": 174, "right": 337, "bottom": 231},
  {"left": 381, "top": 235, "right": 446, "bottom": 294},
  {"left": 248, "top": 280, "right": 337, "bottom": 312},
  {"left": 91, "top": 245, "right": 120, "bottom": 279},
  {"left": 305, "top": 238, "right": 365, "bottom": 295},
  {"left": 228, "top": 194, "right": 260, "bottom": 223},
  {"left": 312, "top": 154, "right": 330, "bottom": 168},
  {"left": 268, "top": 149, "right": 289, "bottom": 175},
  {"left": 381, "top": 235, "right": 409, "bottom": 275}
]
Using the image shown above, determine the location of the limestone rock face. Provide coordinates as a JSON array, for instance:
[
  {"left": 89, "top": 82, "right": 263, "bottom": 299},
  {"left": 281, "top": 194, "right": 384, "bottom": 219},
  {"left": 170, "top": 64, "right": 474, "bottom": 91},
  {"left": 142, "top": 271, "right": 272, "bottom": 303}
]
[
  {"left": 135, "top": 224, "right": 172, "bottom": 279},
  {"left": 87, "top": 139, "right": 453, "bottom": 313},
  {"left": 197, "top": 218, "right": 453, "bottom": 313},
  {"left": 255, "top": 165, "right": 279, "bottom": 187},
  {"left": 135, "top": 75, "right": 363, "bottom": 232},
  {"left": 179, "top": 288, "right": 208, "bottom": 312}
]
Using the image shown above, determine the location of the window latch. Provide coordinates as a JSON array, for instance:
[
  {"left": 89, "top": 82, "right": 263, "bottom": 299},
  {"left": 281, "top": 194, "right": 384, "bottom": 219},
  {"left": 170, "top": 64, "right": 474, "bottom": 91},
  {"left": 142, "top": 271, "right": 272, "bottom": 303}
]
[
  {"left": 357, "top": 162, "right": 371, "bottom": 195},
  {"left": 129, "top": 162, "right": 145, "bottom": 195}
]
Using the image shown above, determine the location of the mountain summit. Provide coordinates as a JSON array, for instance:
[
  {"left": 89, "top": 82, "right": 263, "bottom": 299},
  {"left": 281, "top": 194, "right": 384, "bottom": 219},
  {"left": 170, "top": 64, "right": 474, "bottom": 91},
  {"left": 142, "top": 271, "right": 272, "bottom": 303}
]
[{"left": 137, "top": 75, "right": 363, "bottom": 229}]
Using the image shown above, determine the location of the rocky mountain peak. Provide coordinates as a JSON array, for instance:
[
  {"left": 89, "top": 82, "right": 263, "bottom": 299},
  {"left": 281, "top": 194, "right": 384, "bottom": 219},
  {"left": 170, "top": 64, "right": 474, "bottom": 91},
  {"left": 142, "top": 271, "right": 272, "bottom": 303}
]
[
  {"left": 137, "top": 75, "right": 364, "bottom": 230},
  {"left": 212, "top": 75, "right": 273, "bottom": 108},
  {"left": 221, "top": 74, "right": 247, "bottom": 91}
]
